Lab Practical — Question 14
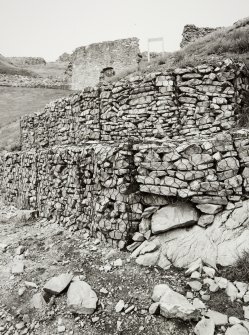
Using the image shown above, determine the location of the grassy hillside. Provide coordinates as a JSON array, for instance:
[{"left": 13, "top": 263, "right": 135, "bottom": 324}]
[
  {"left": 0, "top": 87, "right": 73, "bottom": 151},
  {"left": 0, "top": 54, "right": 34, "bottom": 76},
  {"left": 109, "top": 18, "right": 249, "bottom": 82}
]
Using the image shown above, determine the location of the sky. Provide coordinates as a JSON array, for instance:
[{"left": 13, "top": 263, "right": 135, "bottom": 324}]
[{"left": 0, "top": 0, "right": 249, "bottom": 61}]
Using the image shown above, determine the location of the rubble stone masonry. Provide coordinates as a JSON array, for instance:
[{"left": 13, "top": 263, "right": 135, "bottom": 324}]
[{"left": 0, "top": 59, "right": 249, "bottom": 246}]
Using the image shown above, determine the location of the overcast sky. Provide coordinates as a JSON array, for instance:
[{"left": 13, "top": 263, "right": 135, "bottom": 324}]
[{"left": 0, "top": 0, "right": 248, "bottom": 61}]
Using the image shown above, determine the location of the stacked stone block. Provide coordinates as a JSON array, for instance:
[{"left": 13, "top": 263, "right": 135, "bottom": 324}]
[{"left": 20, "top": 59, "right": 249, "bottom": 149}]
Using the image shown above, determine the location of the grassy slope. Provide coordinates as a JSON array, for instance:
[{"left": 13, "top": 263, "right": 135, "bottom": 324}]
[
  {"left": 0, "top": 87, "right": 73, "bottom": 150},
  {"left": 109, "top": 20, "right": 249, "bottom": 82},
  {"left": 22, "top": 61, "right": 68, "bottom": 79},
  {"left": 0, "top": 54, "right": 34, "bottom": 76}
]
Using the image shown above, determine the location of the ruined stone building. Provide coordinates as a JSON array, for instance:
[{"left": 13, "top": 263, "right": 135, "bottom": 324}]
[{"left": 70, "top": 37, "right": 140, "bottom": 90}]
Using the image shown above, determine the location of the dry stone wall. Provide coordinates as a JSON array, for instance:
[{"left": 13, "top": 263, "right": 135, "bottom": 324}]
[
  {"left": 21, "top": 59, "right": 248, "bottom": 150},
  {"left": 1, "top": 131, "right": 249, "bottom": 246},
  {"left": 1, "top": 59, "right": 249, "bottom": 247}
]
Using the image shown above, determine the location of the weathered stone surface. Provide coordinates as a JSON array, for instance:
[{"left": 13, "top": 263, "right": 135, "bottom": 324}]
[
  {"left": 158, "top": 284, "right": 199, "bottom": 320},
  {"left": 205, "top": 310, "right": 228, "bottom": 325},
  {"left": 196, "top": 204, "right": 223, "bottom": 214},
  {"left": 67, "top": 281, "right": 98, "bottom": 315},
  {"left": 151, "top": 203, "right": 199, "bottom": 234},
  {"left": 43, "top": 273, "right": 73, "bottom": 295},
  {"left": 194, "top": 317, "right": 215, "bottom": 335},
  {"left": 133, "top": 200, "right": 249, "bottom": 268},
  {"left": 225, "top": 324, "right": 249, "bottom": 335},
  {"left": 30, "top": 293, "right": 47, "bottom": 310}
]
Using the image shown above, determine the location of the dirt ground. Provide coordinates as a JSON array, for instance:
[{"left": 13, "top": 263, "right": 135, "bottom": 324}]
[{"left": 0, "top": 206, "right": 196, "bottom": 335}]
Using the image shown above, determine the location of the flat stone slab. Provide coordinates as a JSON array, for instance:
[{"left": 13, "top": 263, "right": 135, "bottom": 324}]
[
  {"left": 151, "top": 202, "right": 199, "bottom": 234},
  {"left": 43, "top": 273, "right": 73, "bottom": 295}
]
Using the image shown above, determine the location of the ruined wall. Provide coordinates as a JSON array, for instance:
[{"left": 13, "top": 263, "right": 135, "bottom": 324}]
[
  {"left": 21, "top": 59, "right": 248, "bottom": 150},
  {"left": 180, "top": 24, "right": 218, "bottom": 48},
  {"left": 71, "top": 38, "right": 140, "bottom": 90},
  {"left": 6, "top": 57, "right": 46, "bottom": 66},
  {"left": 1, "top": 131, "right": 249, "bottom": 246},
  {"left": 0, "top": 74, "right": 70, "bottom": 89},
  {"left": 1, "top": 59, "right": 249, "bottom": 246}
]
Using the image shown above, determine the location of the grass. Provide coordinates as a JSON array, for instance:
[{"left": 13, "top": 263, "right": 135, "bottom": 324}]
[
  {"left": 0, "top": 54, "right": 34, "bottom": 76},
  {"left": 107, "top": 21, "right": 249, "bottom": 82},
  {"left": 24, "top": 61, "right": 69, "bottom": 79},
  {"left": 0, "top": 87, "right": 73, "bottom": 151},
  {"left": 220, "top": 250, "right": 249, "bottom": 282}
]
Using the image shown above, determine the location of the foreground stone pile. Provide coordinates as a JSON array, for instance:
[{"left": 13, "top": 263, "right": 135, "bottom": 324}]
[
  {"left": 20, "top": 59, "right": 248, "bottom": 149},
  {"left": 150, "top": 262, "right": 249, "bottom": 335}
]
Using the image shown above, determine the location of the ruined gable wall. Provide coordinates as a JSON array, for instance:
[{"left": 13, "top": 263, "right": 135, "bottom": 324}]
[
  {"left": 180, "top": 24, "right": 218, "bottom": 48},
  {"left": 71, "top": 38, "right": 140, "bottom": 90}
]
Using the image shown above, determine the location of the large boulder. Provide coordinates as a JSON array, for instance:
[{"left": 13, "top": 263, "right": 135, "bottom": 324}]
[
  {"left": 151, "top": 202, "right": 199, "bottom": 234},
  {"left": 152, "top": 284, "right": 199, "bottom": 321},
  {"left": 67, "top": 281, "right": 98, "bottom": 315},
  {"left": 135, "top": 200, "right": 249, "bottom": 269}
]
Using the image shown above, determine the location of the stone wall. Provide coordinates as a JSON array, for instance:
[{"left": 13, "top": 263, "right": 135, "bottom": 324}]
[
  {"left": 1, "top": 58, "right": 249, "bottom": 247},
  {"left": 0, "top": 74, "right": 70, "bottom": 89},
  {"left": 180, "top": 24, "right": 218, "bottom": 48},
  {"left": 71, "top": 38, "right": 140, "bottom": 90},
  {"left": 21, "top": 59, "right": 248, "bottom": 150},
  {"left": 6, "top": 57, "right": 46, "bottom": 66},
  {"left": 1, "top": 130, "right": 249, "bottom": 247},
  {"left": 0, "top": 143, "right": 140, "bottom": 248}
]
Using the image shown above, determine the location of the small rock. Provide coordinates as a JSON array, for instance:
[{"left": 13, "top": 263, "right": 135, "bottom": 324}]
[
  {"left": 16, "top": 246, "right": 25, "bottom": 255},
  {"left": 205, "top": 310, "right": 228, "bottom": 325},
  {"left": 191, "top": 271, "right": 201, "bottom": 279},
  {"left": 12, "top": 261, "right": 24, "bottom": 274},
  {"left": 244, "top": 292, "right": 249, "bottom": 303},
  {"left": 115, "top": 300, "right": 125, "bottom": 313},
  {"left": 152, "top": 284, "right": 171, "bottom": 302},
  {"left": 18, "top": 287, "right": 26, "bottom": 296},
  {"left": 25, "top": 281, "right": 37, "bottom": 289},
  {"left": 113, "top": 259, "right": 123, "bottom": 267},
  {"left": 132, "top": 232, "right": 145, "bottom": 242},
  {"left": 235, "top": 282, "right": 248, "bottom": 299},
  {"left": 193, "top": 298, "right": 206, "bottom": 310},
  {"left": 186, "top": 291, "right": 194, "bottom": 299},
  {"left": 226, "top": 282, "right": 238, "bottom": 302},
  {"left": 215, "top": 277, "right": 228, "bottom": 289},
  {"left": 125, "top": 305, "right": 135, "bottom": 314},
  {"left": 225, "top": 324, "right": 249, "bottom": 335},
  {"left": 194, "top": 317, "right": 215, "bottom": 335},
  {"left": 58, "top": 325, "right": 66, "bottom": 333},
  {"left": 100, "top": 288, "right": 108, "bottom": 295},
  {"left": 203, "top": 266, "right": 215, "bottom": 278},
  {"left": 229, "top": 317, "right": 241, "bottom": 325},
  {"left": 201, "top": 294, "right": 210, "bottom": 301},
  {"left": 243, "top": 306, "right": 249, "bottom": 320},
  {"left": 92, "top": 316, "right": 99, "bottom": 323},
  {"left": 185, "top": 258, "right": 203, "bottom": 275},
  {"left": 188, "top": 281, "right": 202, "bottom": 291},
  {"left": 16, "top": 322, "right": 25, "bottom": 330},
  {"left": 149, "top": 302, "right": 160, "bottom": 315},
  {"left": 30, "top": 293, "right": 47, "bottom": 310}
]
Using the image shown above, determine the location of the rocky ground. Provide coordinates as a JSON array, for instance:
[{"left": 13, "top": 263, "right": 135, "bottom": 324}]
[{"left": 0, "top": 202, "right": 249, "bottom": 335}]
